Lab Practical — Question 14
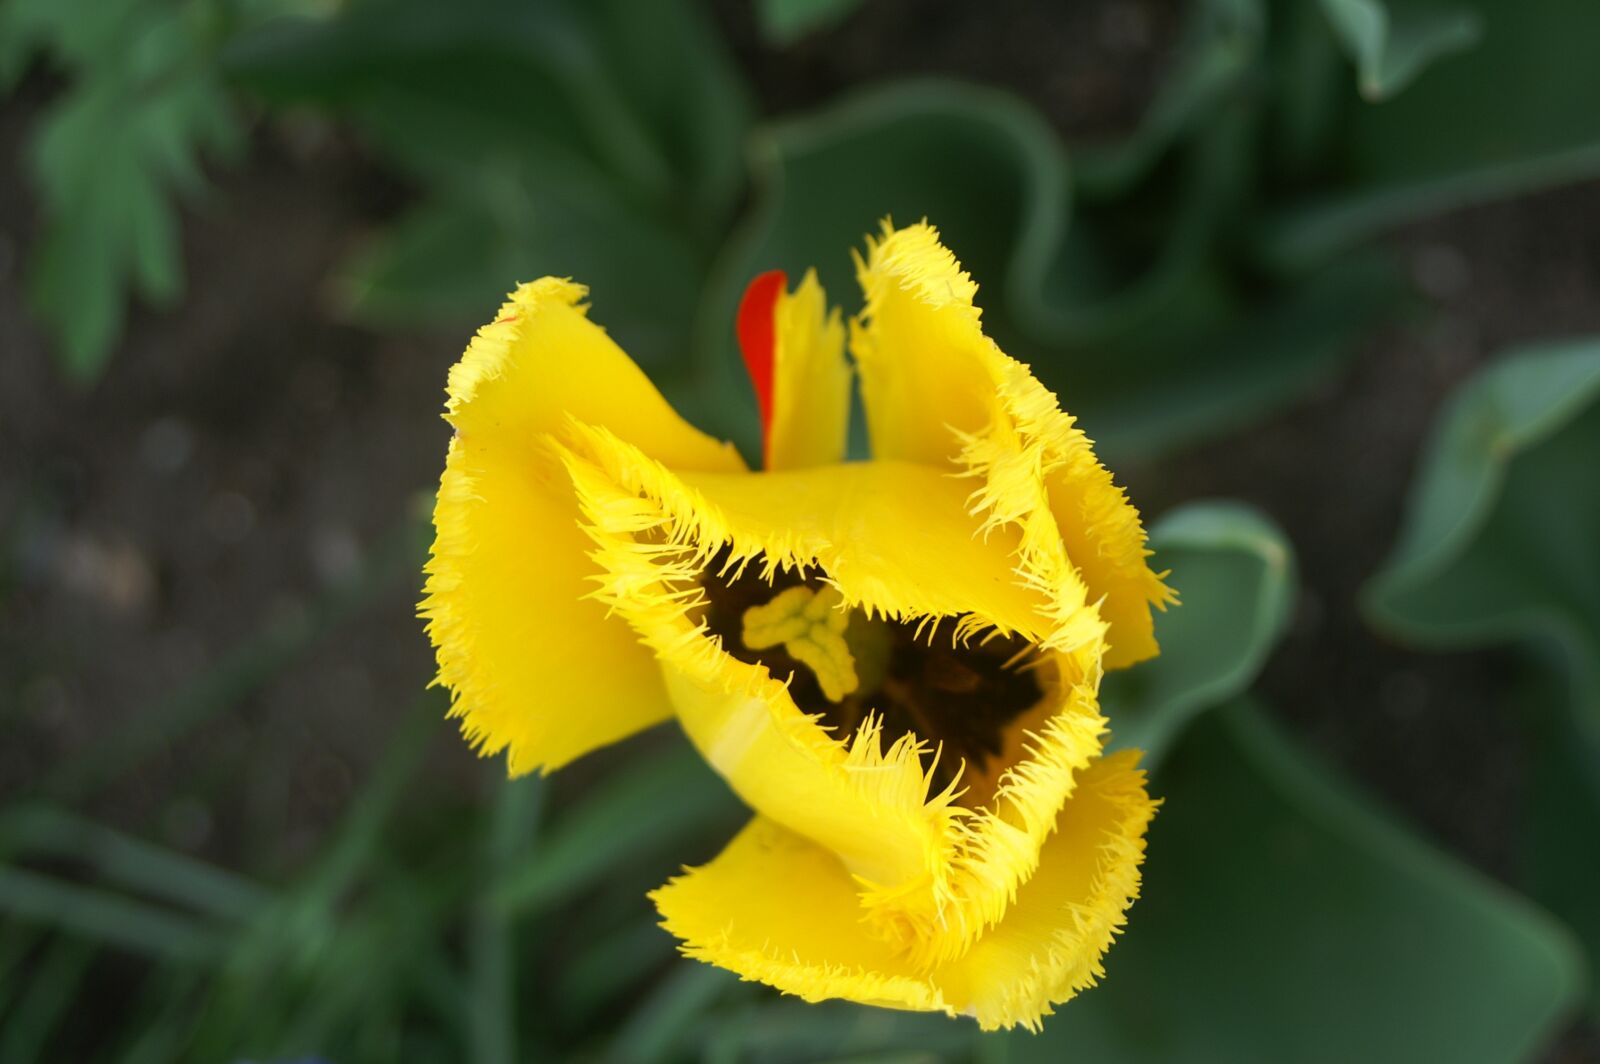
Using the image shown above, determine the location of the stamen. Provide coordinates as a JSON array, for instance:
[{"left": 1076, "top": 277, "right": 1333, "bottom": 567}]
[{"left": 741, "top": 585, "right": 859, "bottom": 702}]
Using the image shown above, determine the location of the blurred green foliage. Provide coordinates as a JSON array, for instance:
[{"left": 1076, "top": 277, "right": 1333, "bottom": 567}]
[
  {"left": 225, "top": 0, "right": 752, "bottom": 373},
  {"left": 1020, "top": 701, "right": 1583, "bottom": 1064},
  {"left": 1366, "top": 338, "right": 1600, "bottom": 1018},
  {"left": 754, "top": 0, "right": 865, "bottom": 47},
  {"left": 1103, "top": 501, "right": 1295, "bottom": 764},
  {"left": 1316, "top": 0, "right": 1482, "bottom": 101},
  {"left": 6, "top": 0, "right": 1600, "bottom": 1059},
  {"left": 0, "top": 0, "right": 248, "bottom": 379},
  {"left": 1263, "top": 0, "right": 1600, "bottom": 265},
  {"left": 1365, "top": 339, "right": 1600, "bottom": 722}
]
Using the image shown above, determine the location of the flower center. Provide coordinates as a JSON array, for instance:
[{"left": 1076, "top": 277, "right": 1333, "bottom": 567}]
[{"left": 700, "top": 549, "right": 1045, "bottom": 795}]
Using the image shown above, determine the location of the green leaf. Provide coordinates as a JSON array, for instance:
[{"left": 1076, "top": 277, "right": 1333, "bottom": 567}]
[
  {"left": 1077, "top": 255, "right": 1399, "bottom": 458},
  {"left": 0, "top": 805, "right": 270, "bottom": 922},
  {"left": 1363, "top": 336, "right": 1600, "bottom": 729},
  {"left": 698, "top": 81, "right": 1399, "bottom": 458},
  {"left": 691, "top": 79, "right": 1066, "bottom": 449},
  {"left": 184, "top": 696, "right": 448, "bottom": 1056},
  {"left": 0, "top": 866, "right": 217, "bottom": 959},
  {"left": 0, "top": 0, "right": 60, "bottom": 90},
  {"left": 1012, "top": 702, "right": 1584, "bottom": 1063},
  {"left": 108, "top": 967, "right": 207, "bottom": 1064},
  {"left": 1263, "top": 0, "right": 1600, "bottom": 265},
  {"left": 335, "top": 174, "right": 705, "bottom": 369},
  {"left": 754, "top": 0, "right": 864, "bottom": 47},
  {"left": 700, "top": 999, "right": 974, "bottom": 1064},
  {"left": 1317, "top": 0, "right": 1481, "bottom": 101},
  {"left": 254, "top": 0, "right": 748, "bottom": 280},
  {"left": 1524, "top": 694, "right": 1600, "bottom": 1018},
  {"left": 492, "top": 736, "right": 742, "bottom": 916},
  {"left": 553, "top": 918, "right": 679, "bottom": 1021},
  {"left": 0, "top": 938, "right": 97, "bottom": 1062},
  {"left": 1364, "top": 337, "right": 1600, "bottom": 1015},
  {"left": 1104, "top": 501, "right": 1295, "bottom": 765},
  {"left": 605, "top": 963, "right": 742, "bottom": 1064},
  {"left": 0, "top": 925, "right": 48, "bottom": 1015},
  {"left": 6, "top": 0, "right": 242, "bottom": 381},
  {"left": 1072, "top": 0, "right": 1262, "bottom": 197},
  {"left": 334, "top": 195, "right": 515, "bottom": 326},
  {"left": 470, "top": 776, "right": 544, "bottom": 1064},
  {"left": 226, "top": 0, "right": 751, "bottom": 365}
]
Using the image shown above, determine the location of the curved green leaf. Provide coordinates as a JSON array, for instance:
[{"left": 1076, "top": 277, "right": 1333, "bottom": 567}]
[
  {"left": 1363, "top": 336, "right": 1600, "bottom": 731},
  {"left": 687, "top": 80, "right": 1067, "bottom": 448},
  {"left": 0, "top": 867, "right": 217, "bottom": 960},
  {"left": 1072, "top": 0, "right": 1262, "bottom": 197},
  {"left": 692, "top": 81, "right": 1397, "bottom": 458},
  {"left": 491, "top": 737, "right": 742, "bottom": 917},
  {"left": 0, "top": 805, "right": 269, "bottom": 922},
  {"left": 226, "top": 0, "right": 750, "bottom": 367},
  {"left": 5, "top": 0, "right": 241, "bottom": 380},
  {"left": 1104, "top": 501, "right": 1296, "bottom": 766},
  {"left": 1264, "top": 0, "right": 1600, "bottom": 265},
  {"left": 335, "top": 174, "right": 706, "bottom": 369},
  {"left": 1013, "top": 702, "right": 1584, "bottom": 1063},
  {"left": 755, "top": 0, "right": 864, "bottom": 46},
  {"left": 469, "top": 776, "right": 544, "bottom": 1064},
  {"left": 227, "top": 0, "right": 748, "bottom": 214},
  {"left": 605, "top": 964, "right": 742, "bottom": 1064},
  {"left": 1365, "top": 337, "right": 1600, "bottom": 1016},
  {"left": 1317, "top": 0, "right": 1482, "bottom": 101}
]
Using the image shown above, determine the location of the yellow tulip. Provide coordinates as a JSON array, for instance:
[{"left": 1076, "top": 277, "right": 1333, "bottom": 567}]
[{"left": 422, "top": 221, "right": 1175, "bottom": 1030}]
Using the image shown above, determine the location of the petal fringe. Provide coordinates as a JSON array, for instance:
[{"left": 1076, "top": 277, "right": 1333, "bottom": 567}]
[
  {"left": 421, "top": 278, "right": 741, "bottom": 774},
  {"left": 852, "top": 221, "right": 1174, "bottom": 669},
  {"left": 769, "top": 269, "right": 852, "bottom": 469},
  {"left": 557, "top": 418, "right": 1115, "bottom": 969},
  {"left": 651, "top": 751, "right": 1156, "bottom": 1030},
  {"left": 934, "top": 750, "right": 1157, "bottom": 1030}
]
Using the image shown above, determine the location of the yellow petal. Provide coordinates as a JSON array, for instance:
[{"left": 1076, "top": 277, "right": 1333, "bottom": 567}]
[
  {"left": 559, "top": 431, "right": 999, "bottom": 888},
  {"left": 933, "top": 749, "right": 1157, "bottom": 1030},
  {"left": 650, "top": 751, "right": 1156, "bottom": 1030},
  {"left": 651, "top": 815, "right": 947, "bottom": 1014},
  {"left": 769, "top": 269, "right": 851, "bottom": 470},
  {"left": 421, "top": 278, "right": 744, "bottom": 775},
  {"left": 564, "top": 423, "right": 1052, "bottom": 641},
  {"left": 558, "top": 423, "right": 1112, "bottom": 966},
  {"left": 851, "top": 222, "right": 1174, "bottom": 668}
]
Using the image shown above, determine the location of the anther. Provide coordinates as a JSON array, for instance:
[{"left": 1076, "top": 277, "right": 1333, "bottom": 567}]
[{"left": 741, "top": 585, "right": 859, "bottom": 702}]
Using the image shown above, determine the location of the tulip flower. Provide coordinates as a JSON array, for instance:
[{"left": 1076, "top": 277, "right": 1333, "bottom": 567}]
[{"left": 423, "top": 221, "right": 1174, "bottom": 1029}]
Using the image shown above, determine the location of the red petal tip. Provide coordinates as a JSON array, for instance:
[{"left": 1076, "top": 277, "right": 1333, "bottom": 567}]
[{"left": 736, "top": 269, "right": 786, "bottom": 465}]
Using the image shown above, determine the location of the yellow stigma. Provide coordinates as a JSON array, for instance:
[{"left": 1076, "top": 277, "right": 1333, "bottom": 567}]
[{"left": 740, "top": 585, "right": 859, "bottom": 702}]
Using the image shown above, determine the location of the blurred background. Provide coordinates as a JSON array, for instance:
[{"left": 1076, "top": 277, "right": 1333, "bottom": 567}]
[{"left": 3, "top": 0, "right": 1599, "bottom": 1060}]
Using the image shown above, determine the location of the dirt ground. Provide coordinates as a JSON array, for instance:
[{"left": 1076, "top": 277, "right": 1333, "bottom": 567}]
[{"left": 3, "top": 1, "right": 1599, "bottom": 1057}]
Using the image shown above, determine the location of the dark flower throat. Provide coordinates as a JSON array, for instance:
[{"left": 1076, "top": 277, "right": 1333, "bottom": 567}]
[{"left": 700, "top": 548, "right": 1043, "bottom": 794}]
